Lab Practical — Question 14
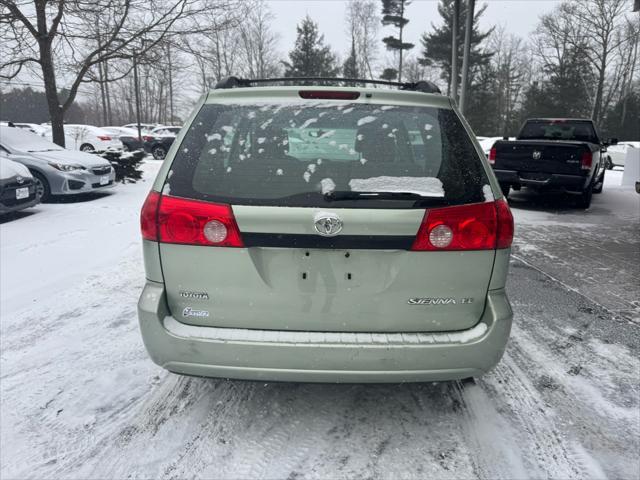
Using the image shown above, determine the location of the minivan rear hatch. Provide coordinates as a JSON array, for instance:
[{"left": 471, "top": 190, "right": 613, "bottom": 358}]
[{"left": 156, "top": 90, "right": 504, "bottom": 333}]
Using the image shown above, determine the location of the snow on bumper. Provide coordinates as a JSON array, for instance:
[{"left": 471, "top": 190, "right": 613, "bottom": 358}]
[{"left": 137, "top": 282, "right": 512, "bottom": 383}]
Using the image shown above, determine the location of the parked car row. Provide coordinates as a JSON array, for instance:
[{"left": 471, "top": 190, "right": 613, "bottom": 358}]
[
  {"left": 1, "top": 121, "right": 182, "bottom": 159},
  {"left": 0, "top": 126, "right": 117, "bottom": 216}
]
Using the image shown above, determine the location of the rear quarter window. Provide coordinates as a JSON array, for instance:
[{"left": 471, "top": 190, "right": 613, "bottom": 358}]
[{"left": 166, "top": 101, "right": 489, "bottom": 208}]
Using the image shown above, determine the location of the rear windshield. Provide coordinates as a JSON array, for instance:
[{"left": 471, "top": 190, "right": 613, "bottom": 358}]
[
  {"left": 518, "top": 120, "right": 599, "bottom": 144},
  {"left": 165, "top": 102, "right": 489, "bottom": 208}
]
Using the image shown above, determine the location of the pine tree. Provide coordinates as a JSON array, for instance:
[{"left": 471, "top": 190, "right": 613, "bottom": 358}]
[
  {"left": 381, "top": 0, "right": 414, "bottom": 82},
  {"left": 380, "top": 68, "right": 398, "bottom": 81},
  {"left": 283, "top": 16, "right": 339, "bottom": 79},
  {"left": 419, "top": 0, "right": 493, "bottom": 94},
  {"left": 518, "top": 46, "right": 594, "bottom": 124}
]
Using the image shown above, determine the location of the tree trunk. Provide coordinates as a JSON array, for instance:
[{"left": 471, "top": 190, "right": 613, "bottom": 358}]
[
  {"left": 398, "top": 0, "right": 405, "bottom": 82},
  {"left": 591, "top": 53, "right": 607, "bottom": 124},
  {"left": 104, "top": 61, "right": 113, "bottom": 125},
  {"left": 450, "top": 0, "right": 460, "bottom": 103},
  {"left": 39, "top": 40, "right": 65, "bottom": 147},
  {"left": 459, "top": 0, "right": 475, "bottom": 114}
]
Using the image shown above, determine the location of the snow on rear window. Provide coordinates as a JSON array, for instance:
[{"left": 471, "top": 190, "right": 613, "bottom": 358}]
[
  {"left": 166, "top": 102, "right": 488, "bottom": 208},
  {"left": 357, "top": 116, "right": 377, "bottom": 126},
  {"left": 349, "top": 177, "right": 444, "bottom": 197}
]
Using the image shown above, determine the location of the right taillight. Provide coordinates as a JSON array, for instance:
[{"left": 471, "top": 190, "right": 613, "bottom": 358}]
[
  {"left": 488, "top": 146, "right": 496, "bottom": 165},
  {"left": 140, "top": 192, "right": 244, "bottom": 247},
  {"left": 580, "top": 151, "right": 593, "bottom": 170},
  {"left": 411, "top": 200, "right": 513, "bottom": 251},
  {"left": 142, "top": 135, "right": 154, "bottom": 142}
]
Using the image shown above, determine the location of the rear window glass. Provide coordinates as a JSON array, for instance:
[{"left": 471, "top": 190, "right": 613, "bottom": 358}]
[
  {"left": 518, "top": 120, "right": 599, "bottom": 143},
  {"left": 166, "top": 102, "right": 489, "bottom": 208}
]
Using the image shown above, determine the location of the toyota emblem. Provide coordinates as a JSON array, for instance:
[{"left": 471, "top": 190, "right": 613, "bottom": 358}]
[{"left": 314, "top": 212, "right": 343, "bottom": 237}]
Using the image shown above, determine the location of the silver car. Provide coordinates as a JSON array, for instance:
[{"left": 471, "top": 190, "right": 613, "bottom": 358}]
[{"left": 0, "top": 126, "right": 116, "bottom": 200}]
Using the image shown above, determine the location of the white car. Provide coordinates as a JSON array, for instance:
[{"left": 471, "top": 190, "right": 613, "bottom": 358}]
[
  {"left": 606, "top": 142, "right": 639, "bottom": 169},
  {"left": 149, "top": 125, "right": 181, "bottom": 136},
  {"left": 43, "top": 124, "right": 123, "bottom": 152},
  {"left": 122, "top": 123, "right": 157, "bottom": 133},
  {"left": 477, "top": 136, "right": 505, "bottom": 156},
  {"left": 13, "top": 123, "right": 48, "bottom": 136}
]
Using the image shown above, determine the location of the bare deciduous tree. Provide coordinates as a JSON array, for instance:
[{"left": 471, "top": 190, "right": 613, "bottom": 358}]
[
  {"left": 0, "top": 0, "right": 218, "bottom": 146},
  {"left": 489, "top": 26, "right": 531, "bottom": 134},
  {"left": 569, "top": 0, "right": 630, "bottom": 123},
  {"left": 346, "top": 0, "right": 380, "bottom": 79}
]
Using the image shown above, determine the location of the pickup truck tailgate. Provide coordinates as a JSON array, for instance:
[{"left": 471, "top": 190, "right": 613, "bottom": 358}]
[{"left": 494, "top": 140, "right": 590, "bottom": 175}]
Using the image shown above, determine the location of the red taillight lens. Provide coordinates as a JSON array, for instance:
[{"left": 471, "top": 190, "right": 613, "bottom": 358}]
[
  {"left": 157, "top": 195, "right": 243, "bottom": 247},
  {"left": 299, "top": 91, "right": 360, "bottom": 100},
  {"left": 495, "top": 199, "right": 514, "bottom": 249},
  {"left": 143, "top": 135, "right": 154, "bottom": 142},
  {"left": 580, "top": 151, "right": 593, "bottom": 170},
  {"left": 411, "top": 200, "right": 513, "bottom": 251},
  {"left": 488, "top": 146, "right": 497, "bottom": 165},
  {"left": 141, "top": 191, "right": 160, "bottom": 241},
  {"left": 97, "top": 135, "right": 111, "bottom": 141},
  {"left": 140, "top": 192, "right": 244, "bottom": 247}
]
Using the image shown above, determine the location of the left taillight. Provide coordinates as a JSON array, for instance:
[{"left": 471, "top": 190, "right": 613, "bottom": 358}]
[
  {"left": 411, "top": 200, "right": 513, "bottom": 251},
  {"left": 141, "top": 192, "right": 244, "bottom": 247},
  {"left": 97, "top": 135, "right": 112, "bottom": 141}
]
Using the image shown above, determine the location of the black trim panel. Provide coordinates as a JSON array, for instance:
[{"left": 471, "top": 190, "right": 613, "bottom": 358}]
[{"left": 243, "top": 232, "right": 415, "bottom": 250}]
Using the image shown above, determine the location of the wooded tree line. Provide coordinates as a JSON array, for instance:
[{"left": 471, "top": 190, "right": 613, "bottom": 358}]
[{"left": 1, "top": 0, "right": 638, "bottom": 145}]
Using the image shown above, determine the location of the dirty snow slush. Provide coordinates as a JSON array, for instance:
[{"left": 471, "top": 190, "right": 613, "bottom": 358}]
[{"left": 1, "top": 164, "right": 638, "bottom": 479}]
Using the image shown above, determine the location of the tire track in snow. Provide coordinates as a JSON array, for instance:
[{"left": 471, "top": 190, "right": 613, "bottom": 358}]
[
  {"left": 506, "top": 325, "right": 637, "bottom": 479},
  {"left": 481, "top": 352, "right": 603, "bottom": 479},
  {"left": 451, "top": 380, "right": 530, "bottom": 479}
]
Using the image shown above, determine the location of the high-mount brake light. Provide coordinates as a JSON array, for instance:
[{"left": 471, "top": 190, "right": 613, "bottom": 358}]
[
  {"left": 411, "top": 200, "right": 513, "bottom": 251},
  {"left": 299, "top": 91, "right": 360, "bottom": 100},
  {"left": 580, "top": 151, "right": 593, "bottom": 170},
  {"left": 488, "top": 146, "right": 497, "bottom": 165},
  {"left": 140, "top": 192, "right": 244, "bottom": 247}
]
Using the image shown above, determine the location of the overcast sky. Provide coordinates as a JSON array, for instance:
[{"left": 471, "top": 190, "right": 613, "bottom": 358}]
[{"left": 270, "top": 0, "right": 563, "bottom": 60}]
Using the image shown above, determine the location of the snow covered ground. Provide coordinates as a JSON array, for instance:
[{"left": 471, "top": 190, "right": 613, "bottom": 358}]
[{"left": 1, "top": 162, "right": 639, "bottom": 479}]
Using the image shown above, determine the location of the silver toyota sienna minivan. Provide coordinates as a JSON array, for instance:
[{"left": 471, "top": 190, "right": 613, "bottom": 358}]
[{"left": 138, "top": 77, "right": 514, "bottom": 383}]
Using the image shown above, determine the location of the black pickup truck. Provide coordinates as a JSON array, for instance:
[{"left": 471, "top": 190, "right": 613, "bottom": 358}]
[{"left": 489, "top": 118, "right": 616, "bottom": 208}]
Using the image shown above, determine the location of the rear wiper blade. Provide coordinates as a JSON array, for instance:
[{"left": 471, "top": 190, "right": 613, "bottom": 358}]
[{"left": 324, "top": 190, "right": 426, "bottom": 201}]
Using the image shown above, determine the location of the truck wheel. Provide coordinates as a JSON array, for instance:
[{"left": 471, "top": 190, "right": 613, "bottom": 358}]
[
  {"left": 593, "top": 170, "right": 604, "bottom": 194},
  {"left": 500, "top": 183, "right": 510, "bottom": 198},
  {"left": 577, "top": 182, "right": 594, "bottom": 208}
]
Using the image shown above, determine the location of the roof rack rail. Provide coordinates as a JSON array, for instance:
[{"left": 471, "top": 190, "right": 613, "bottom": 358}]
[{"left": 214, "top": 76, "right": 441, "bottom": 94}]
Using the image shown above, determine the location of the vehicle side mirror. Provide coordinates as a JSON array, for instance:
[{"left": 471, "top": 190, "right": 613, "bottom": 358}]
[{"left": 608, "top": 138, "right": 618, "bottom": 146}]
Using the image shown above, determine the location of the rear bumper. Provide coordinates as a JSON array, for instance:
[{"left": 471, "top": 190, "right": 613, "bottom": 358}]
[
  {"left": 137, "top": 282, "right": 512, "bottom": 383},
  {"left": 0, "top": 195, "right": 39, "bottom": 214},
  {"left": 494, "top": 169, "right": 589, "bottom": 191}
]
